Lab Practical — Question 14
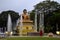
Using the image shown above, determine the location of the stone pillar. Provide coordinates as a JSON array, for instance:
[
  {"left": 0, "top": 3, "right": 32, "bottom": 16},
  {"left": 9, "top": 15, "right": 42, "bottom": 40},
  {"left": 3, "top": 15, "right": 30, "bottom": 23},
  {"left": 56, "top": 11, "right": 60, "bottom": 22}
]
[
  {"left": 35, "top": 10, "right": 37, "bottom": 32},
  {"left": 40, "top": 13, "right": 44, "bottom": 28}
]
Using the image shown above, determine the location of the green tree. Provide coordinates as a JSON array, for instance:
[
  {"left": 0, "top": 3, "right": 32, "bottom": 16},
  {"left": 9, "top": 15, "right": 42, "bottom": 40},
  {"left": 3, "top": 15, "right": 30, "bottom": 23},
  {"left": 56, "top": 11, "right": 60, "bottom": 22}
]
[
  {"left": 30, "top": 0, "right": 60, "bottom": 33},
  {"left": 30, "top": 10, "right": 35, "bottom": 23},
  {"left": 0, "top": 10, "right": 20, "bottom": 28}
]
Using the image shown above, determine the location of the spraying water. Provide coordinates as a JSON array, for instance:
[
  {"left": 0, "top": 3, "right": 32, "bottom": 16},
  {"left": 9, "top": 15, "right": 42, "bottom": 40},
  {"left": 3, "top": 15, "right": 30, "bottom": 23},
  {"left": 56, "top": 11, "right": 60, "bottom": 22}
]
[{"left": 7, "top": 14, "right": 12, "bottom": 32}]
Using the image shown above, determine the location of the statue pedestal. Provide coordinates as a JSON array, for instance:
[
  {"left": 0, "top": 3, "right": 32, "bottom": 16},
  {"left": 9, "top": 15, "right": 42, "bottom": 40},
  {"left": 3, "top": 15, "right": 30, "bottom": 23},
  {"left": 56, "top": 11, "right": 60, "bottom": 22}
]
[{"left": 19, "top": 20, "right": 36, "bottom": 36}]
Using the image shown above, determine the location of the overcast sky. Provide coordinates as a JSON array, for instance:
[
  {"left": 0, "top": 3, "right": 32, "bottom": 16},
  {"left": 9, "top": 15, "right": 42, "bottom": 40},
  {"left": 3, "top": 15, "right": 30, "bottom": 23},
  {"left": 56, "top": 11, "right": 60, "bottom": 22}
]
[{"left": 0, "top": 0, "right": 60, "bottom": 14}]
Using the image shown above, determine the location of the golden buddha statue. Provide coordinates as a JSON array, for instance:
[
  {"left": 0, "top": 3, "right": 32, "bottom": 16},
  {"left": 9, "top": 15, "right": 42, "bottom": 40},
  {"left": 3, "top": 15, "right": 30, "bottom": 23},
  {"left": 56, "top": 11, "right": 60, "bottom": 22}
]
[
  {"left": 22, "top": 9, "right": 30, "bottom": 20},
  {"left": 17, "top": 9, "right": 36, "bottom": 36}
]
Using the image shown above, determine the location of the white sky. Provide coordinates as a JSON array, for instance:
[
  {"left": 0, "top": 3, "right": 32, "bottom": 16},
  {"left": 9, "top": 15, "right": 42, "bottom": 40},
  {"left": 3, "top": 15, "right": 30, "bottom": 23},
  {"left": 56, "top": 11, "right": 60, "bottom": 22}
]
[{"left": 0, "top": 0, "right": 60, "bottom": 14}]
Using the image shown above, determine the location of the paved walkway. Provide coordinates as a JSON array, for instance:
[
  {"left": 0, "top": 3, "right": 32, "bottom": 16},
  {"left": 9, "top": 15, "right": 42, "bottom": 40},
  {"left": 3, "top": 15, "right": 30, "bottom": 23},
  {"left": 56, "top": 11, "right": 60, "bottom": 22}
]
[{"left": 9, "top": 35, "right": 60, "bottom": 38}]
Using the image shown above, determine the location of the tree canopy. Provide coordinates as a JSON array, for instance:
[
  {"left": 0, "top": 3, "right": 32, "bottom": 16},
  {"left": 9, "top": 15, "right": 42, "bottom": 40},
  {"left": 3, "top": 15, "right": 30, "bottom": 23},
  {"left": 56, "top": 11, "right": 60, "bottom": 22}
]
[
  {"left": 30, "top": 0, "right": 60, "bottom": 33},
  {"left": 0, "top": 10, "right": 20, "bottom": 27}
]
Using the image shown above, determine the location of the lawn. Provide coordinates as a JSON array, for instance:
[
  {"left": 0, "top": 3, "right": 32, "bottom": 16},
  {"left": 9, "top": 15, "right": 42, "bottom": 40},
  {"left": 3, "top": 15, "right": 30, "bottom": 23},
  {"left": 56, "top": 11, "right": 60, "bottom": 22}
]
[{"left": 0, "top": 37, "right": 60, "bottom": 40}]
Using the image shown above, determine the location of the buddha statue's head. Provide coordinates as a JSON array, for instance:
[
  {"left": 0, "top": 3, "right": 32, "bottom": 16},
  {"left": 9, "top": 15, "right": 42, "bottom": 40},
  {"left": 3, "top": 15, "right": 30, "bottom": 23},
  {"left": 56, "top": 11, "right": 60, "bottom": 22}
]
[{"left": 23, "top": 9, "right": 27, "bottom": 14}]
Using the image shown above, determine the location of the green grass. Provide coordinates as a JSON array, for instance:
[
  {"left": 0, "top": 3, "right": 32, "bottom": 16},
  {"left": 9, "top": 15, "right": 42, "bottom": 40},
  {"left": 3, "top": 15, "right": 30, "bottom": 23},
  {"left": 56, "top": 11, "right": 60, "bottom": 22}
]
[{"left": 0, "top": 37, "right": 60, "bottom": 40}]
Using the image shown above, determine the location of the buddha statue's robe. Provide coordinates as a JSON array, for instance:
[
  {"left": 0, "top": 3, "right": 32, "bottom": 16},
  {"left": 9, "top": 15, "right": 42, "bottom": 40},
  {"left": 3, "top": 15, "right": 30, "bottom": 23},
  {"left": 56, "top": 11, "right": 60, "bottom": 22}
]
[{"left": 22, "top": 13, "right": 30, "bottom": 20}]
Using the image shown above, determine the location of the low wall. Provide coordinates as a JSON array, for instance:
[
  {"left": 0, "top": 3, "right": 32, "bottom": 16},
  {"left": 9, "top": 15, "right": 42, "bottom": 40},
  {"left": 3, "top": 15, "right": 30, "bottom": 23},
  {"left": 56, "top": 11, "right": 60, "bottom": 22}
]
[{"left": 27, "top": 32, "right": 40, "bottom": 36}]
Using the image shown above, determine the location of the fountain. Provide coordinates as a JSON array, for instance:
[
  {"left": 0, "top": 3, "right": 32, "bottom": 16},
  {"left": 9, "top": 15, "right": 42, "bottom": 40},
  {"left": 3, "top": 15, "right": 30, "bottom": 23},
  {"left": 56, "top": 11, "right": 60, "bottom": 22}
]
[
  {"left": 6, "top": 14, "right": 12, "bottom": 36},
  {"left": 7, "top": 14, "right": 12, "bottom": 32}
]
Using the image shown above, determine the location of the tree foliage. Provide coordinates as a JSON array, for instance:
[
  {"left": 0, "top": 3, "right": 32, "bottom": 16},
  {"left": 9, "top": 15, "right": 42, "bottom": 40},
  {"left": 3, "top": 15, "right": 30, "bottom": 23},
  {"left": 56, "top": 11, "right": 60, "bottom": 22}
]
[
  {"left": 30, "top": 0, "right": 60, "bottom": 33},
  {"left": 0, "top": 10, "right": 20, "bottom": 27},
  {"left": 30, "top": 10, "right": 35, "bottom": 23}
]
